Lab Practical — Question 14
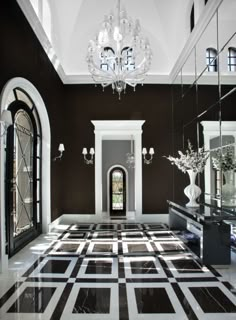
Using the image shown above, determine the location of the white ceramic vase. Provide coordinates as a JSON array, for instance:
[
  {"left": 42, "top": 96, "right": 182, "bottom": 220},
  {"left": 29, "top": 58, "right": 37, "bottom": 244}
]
[
  {"left": 184, "top": 170, "right": 201, "bottom": 207},
  {"left": 222, "top": 170, "right": 236, "bottom": 206}
]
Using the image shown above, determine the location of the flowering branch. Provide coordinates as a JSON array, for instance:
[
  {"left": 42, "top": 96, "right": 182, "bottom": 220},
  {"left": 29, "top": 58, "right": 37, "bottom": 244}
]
[
  {"left": 164, "top": 140, "right": 209, "bottom": 173},
  {"left": 212, "top": 146, "right": 236, "bottom": 172}
]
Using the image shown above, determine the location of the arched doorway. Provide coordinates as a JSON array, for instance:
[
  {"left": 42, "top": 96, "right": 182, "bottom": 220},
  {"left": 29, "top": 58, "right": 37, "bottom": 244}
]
[
  {"left": 0, "top": 78, "right": 50, "bottom": 270},
  {"left": 6, "top": 94, "right": 41, "bottom": 257},
  {"left": 109, "top": 167, "right": 127, "bottom": 216}
]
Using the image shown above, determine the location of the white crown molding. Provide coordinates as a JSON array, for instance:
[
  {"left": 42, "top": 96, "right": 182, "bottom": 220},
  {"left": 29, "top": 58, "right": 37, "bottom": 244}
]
[
  {"left": 63, "top": 74, "right": 170, "bottom": 84},
  {"left": 91, "top": 120, "right": 145, "bottom": 132},
  {"left": 170, "top": 0, "right": 223, "bottom": 83}
]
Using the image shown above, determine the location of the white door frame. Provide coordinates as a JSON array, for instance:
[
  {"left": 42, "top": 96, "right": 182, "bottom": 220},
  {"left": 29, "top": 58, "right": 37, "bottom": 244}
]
[
  {"left": 91, "top": 120, "right": 145, "bottom": 220},
  {"left": 0, "top": 78, "right": 51, "bottom": 272}
]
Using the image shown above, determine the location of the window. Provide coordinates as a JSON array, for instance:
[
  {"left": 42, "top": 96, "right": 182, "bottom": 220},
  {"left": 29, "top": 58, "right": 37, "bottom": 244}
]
[
  {"left": 228, "top": 47, "right": 236, "bottom": 72},
  {"left": 100, "top": 47, "right": 135, "bottom": 71},
  {"left": 190, "top": 4, "right": 195, "bottom": 32},
  {"left": 206, "top": 47, "right": 218, "bottom": 72}
]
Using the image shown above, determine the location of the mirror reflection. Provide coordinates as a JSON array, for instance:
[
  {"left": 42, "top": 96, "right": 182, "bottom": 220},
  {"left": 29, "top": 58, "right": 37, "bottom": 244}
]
[{"left": 172, "top": 0, "right": 236, "bottom": 208}]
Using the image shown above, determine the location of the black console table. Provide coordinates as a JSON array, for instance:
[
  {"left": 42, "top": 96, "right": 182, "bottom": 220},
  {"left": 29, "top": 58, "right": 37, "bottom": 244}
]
[{"left": 168, "top": 201, "right": 236, "bottom": 266}]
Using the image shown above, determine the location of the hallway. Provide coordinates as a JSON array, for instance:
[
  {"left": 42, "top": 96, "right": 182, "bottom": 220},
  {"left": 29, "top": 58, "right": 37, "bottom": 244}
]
[{"left": 0, "top": 222, "right": 236, "bottom": 319}]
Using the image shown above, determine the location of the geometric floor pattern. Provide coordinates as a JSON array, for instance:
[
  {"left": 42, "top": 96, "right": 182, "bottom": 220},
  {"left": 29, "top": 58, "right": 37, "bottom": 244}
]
[{"left": 0, "top": 223, "right": 236, "bottom": 319}]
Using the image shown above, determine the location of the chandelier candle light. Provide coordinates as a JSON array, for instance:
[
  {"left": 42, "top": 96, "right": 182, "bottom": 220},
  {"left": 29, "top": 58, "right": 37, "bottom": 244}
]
[{"left": 87, "top": 0, "right": 152, "bottom": 99}]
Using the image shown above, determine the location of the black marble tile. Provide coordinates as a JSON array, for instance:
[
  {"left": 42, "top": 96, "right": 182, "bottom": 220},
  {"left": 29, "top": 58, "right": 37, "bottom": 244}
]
[
  {"left": 124, "top": 233, "right": 143, "bottom": 239},
  {"left": 40, "top": 259, "right": 70, "bottom": 274},
  {"left": 66, "top": 233, "right": 86, "bottom": 240},
  {"left": 73, "top": 287, "right": 110, "bottom": 313},
  {"left": 72, "top": 225, "right": 90, "bottom": 230},
  {"left": 172, "top": 259, "right": 203, "bottom": 273},
  {"left": 160, "top": 243, "right": 186, "bottom": 252},
  {"left": 127, "top": 243, "right": 148, "bottom": 253},
  {"left": 153, "top": 232, "right": 175, "bottom": 239},
  {"left": 7, "top": 286, "right": 56, "bottom": 313},
  {"left": 147, "top": 224, "right": 167, "bottom": 230},
  {"left": 94, "top": 232, "right": 115, "bottom": 239},
  {"left": 98, "top": 224, "right": 116, "bottom": 230},
  {"left": 130, "top": 260, "right": 158, "bottom": 274},
  {"left": 119, "top": 284, "right": 129, "bottom": 320},
  {"left": 123, "top": 224, "right": 140, "bottom": 230},
  {"left": 135, "top": 287, "right": 175, "bottom": 313},
  {"left": 93, "top": 244, "right": 113, "bottom": 253},
  {"left": 56, "top": 243, "right": 79, "bottom": 253},
  {"left": 190, "top": 286, "right": 236, "bottom": 313},
  {"left": 85, "top": 260, "right": 112, "bottom": 274}
]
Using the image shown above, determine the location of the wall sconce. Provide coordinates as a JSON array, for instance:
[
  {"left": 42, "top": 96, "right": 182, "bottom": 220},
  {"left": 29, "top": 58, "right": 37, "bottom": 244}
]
[
  {"left": 82, "top": 147, "right": 95, "bottom": 164},
  {"left": 142, "top": 147, "right": 155, "bottom": 164},
  {"left": 0, "top": 110, "right": 13, "bottom": 137},
  {"left": 53, "top": 143, "right": 65, "bottom": 161}
]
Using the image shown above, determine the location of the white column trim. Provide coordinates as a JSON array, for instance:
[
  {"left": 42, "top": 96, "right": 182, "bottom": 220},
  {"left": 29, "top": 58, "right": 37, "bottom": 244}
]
[{"left": 91, "top": 120, "right": 145, "bottom": 218}]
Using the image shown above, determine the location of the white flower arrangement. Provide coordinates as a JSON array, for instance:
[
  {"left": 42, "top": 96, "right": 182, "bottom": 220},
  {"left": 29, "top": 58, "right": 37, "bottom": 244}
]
[
  {"left": 164, "top": 140, "right": 209, "bottom": 173},
  {"left": 212, "top": 146, "right": 236, "bottom": 172}
]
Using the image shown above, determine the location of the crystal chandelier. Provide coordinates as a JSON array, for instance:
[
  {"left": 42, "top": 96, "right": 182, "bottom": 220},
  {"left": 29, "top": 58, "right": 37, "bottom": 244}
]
[
  {"left": 87, "top": 0, "right": 152, "bottom": 99},
  {"left": 126, "top": 135, "right": 135, "bottom": 169}
]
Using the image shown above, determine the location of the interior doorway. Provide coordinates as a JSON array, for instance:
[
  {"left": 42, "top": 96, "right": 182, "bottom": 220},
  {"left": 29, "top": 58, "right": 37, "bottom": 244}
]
[
  {"left": 6, "top": 97, "right": 42, "bottom": 257},
  {"left": 109, "top": 167, "right": 126, "bottom": 216}
]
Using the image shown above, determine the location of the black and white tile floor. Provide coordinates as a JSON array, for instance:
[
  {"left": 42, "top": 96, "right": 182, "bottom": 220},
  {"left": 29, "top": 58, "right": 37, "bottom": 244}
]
[{"left": 1, "top": 222, "right": 236, "bottom": 319}]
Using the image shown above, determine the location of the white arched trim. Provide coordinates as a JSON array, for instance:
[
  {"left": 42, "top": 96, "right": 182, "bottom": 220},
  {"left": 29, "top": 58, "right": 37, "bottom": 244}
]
[
  {"left": 0, "top": 78, "right": 51, "bottom": 272},
  {"left": 107, "top": 165, "right": 129, "bottom": 215}
]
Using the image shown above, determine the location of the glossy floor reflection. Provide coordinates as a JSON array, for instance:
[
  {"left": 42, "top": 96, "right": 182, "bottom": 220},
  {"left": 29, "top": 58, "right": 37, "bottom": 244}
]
[{"left": 0, "top": 222, "right": 236, "bottom": 319}]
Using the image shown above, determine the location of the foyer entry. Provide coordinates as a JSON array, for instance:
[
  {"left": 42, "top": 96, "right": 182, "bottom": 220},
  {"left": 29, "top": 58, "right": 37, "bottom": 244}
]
[{"left": 92, "top": 120, "right": 145, "bottom": 218}]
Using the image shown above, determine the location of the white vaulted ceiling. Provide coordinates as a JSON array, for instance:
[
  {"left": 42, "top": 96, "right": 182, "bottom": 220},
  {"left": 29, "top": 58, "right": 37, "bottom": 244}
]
[
  {"left": 16, "top": 0, "right": 235, "bottom": 84},
  {"left": 17, "top": 0, "right": 194, "bottom": 84}
]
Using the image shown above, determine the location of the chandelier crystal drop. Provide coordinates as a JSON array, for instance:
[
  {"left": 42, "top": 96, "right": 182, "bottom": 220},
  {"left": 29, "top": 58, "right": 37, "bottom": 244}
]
[{"left": 87, "top": 0, "right": 152, "bottom": 99}]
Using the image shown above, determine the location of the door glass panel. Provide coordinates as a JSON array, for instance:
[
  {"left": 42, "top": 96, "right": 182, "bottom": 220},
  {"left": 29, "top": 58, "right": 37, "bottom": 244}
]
[
  {"left": 13, "top": 109, "right": 34, "bottom": 237},
  {"left": 112, "top": 170, "right": 124, "bottom": 210}
]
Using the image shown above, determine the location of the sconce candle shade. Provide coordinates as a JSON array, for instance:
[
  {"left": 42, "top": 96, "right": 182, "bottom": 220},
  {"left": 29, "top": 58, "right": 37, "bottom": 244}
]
[
  {"left": 82, "top": 147, "right": 95, "bottom": 165},
  {"left": 0, "top": 110, "right": 13, "bottom": 125},
  {"left": 142, "top": 148, "right": 147, "bottom": 155},
  {"left": 149, "top": 147, "right": 155, "bottom": 155},
  {"left": 90, "top": 147, "right": 95, "bottom": 155},
  {"left": 82, "top": 148, "right": 88, "bottom": 155},
  {"left": 58, "top": 143, "right": 65, "bottom": 152}
]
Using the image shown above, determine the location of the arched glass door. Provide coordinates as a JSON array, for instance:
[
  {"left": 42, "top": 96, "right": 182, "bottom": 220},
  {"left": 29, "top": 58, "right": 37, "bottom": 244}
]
[
  {"left": 109, "top": 167, "right": 126, "bottom": 216},
  {"left": 6, "top": 88, "right": 42, "bottom": 257}
]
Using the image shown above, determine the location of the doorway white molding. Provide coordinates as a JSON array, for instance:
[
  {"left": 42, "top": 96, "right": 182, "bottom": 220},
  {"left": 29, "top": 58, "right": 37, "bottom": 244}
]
[
  {"left": 91, "top": 120, "right": 145, "bottom": 220},
  {"left": 0, "top": 78, "right": 51, "bottom": 273}
]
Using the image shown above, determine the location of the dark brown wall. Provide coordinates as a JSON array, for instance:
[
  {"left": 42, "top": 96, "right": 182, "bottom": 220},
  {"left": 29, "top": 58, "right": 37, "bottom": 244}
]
[
  {"left": 60, "top": 84, "right": 173, "bottom": 214},
  {"left": 0, "top": 0, "right": 65, "bottom": 220}
]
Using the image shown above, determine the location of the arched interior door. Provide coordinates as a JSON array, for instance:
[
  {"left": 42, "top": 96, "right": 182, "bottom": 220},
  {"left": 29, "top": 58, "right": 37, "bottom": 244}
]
[
  {"left": 109, "top": 167, "right": 126, "bottom": 216},
  {"left": 6, "top": 93, "right": 42, "bottom": 257}
]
